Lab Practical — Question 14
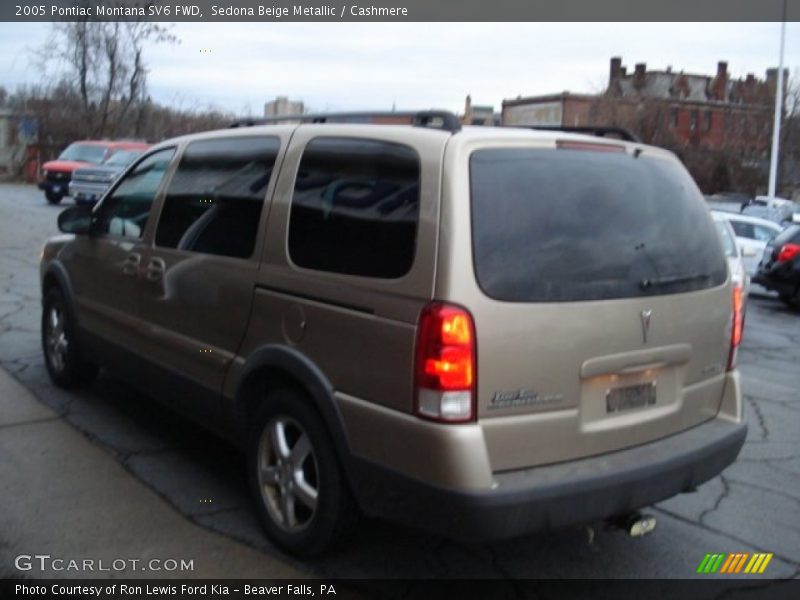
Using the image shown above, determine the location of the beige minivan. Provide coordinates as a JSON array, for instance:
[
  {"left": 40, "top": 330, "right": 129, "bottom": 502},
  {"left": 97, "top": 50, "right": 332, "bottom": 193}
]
[{"left": 41, "top": 111, "right": 747, "bottom": 555}]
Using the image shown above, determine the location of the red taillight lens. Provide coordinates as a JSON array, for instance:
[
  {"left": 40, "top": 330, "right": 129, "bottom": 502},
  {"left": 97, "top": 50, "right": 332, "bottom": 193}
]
[
  {"left": 727, "top": 284, "right": 744, "bottom": 371},
  {"left": 415, "top": 303, "right": 476, "bottom": 422},
  {"left": 776, "top": 243, "right": 800, "bottom": 263}
]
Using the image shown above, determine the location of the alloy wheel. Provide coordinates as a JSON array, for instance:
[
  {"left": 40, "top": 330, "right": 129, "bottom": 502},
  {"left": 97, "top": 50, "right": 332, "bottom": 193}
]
[
  {"left": 257, "top": 416, "right": 319, "bottom": 532},
  {"left": 45, "top": 306, "right": 68, "bottom": 373}
]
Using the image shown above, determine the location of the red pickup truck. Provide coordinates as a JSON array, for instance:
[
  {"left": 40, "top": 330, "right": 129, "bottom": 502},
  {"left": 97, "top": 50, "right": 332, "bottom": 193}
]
[{"left": 38, "top": 140, "right": 150, "bottom": 204}]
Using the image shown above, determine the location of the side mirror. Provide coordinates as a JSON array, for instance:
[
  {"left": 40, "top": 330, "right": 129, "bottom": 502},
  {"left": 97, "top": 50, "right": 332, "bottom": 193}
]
[{"left": 57, "top": 205, "right": 93, "bottom": 235}]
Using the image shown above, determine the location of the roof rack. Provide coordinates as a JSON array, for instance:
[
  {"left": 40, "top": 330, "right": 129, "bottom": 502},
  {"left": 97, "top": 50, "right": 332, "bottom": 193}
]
[
  {"left": 517, "top": 125, "right": 641, "bottom": 143},
  {"left": 229, "top": 110, "right": 462, "bottom": 133}
]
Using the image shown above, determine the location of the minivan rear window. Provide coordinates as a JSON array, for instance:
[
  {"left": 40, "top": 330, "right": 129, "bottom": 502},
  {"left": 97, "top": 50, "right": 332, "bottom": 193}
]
[{"left": 470, "top": 148, "right": 727, "bottom": 302}]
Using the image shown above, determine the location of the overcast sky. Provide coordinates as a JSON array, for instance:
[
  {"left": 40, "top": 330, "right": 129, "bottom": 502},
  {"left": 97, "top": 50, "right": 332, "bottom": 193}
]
[{"left": 1, "top": 22, "right": 798, "bottom": 115}]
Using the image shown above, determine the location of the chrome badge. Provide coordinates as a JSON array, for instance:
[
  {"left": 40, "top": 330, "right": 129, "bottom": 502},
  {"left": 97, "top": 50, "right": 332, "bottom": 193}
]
[
  {"left": 640, "top": 309, "right": 653, "bottom": 343},
  {"left": 489, "top": 389, "right": 563, "bottom": 410}
]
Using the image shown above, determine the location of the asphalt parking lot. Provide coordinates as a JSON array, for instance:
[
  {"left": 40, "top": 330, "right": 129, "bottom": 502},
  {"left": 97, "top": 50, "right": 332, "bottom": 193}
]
[{"left": 0, "top": 182, "right": 798, "bottom": 580}]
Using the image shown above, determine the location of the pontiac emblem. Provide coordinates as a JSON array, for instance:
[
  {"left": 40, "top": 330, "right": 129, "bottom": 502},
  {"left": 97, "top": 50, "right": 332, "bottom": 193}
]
[{"left": 640, "top": 309, "right": 653, "bottom": 344}]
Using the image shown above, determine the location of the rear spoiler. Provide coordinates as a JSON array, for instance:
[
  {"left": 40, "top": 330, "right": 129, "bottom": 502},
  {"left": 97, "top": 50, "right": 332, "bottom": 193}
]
[{"left": 514, "top": 125, "right": 641, "bottom": 143}]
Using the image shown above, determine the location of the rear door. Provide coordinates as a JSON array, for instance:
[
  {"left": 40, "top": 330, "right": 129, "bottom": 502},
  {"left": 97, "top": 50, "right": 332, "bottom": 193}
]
[
  {"left": 137, "top": 134, "right": 286, "bottom": 401},
  {"left": 447, "top": 142, "right": 733, "bottom": 471}
]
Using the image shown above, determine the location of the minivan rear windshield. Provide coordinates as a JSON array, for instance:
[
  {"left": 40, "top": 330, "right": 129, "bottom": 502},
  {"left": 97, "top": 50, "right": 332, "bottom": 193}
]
[{"left": 470, "top": 148, "right": 727, "bottom": 302}]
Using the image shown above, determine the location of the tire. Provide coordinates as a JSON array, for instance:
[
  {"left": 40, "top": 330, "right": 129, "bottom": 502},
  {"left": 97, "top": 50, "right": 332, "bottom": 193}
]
[
  {"left": 45, "top": 190, "right": 64, "bottom": 205},
  {"left": 779, "top": 287, "right": 800, "bottom": 310},
  {"left": 249, "top": 387, "right": 357, "bottom": 556},
  {"left": 41, "top": 287, "right": 97, "bottom": 388}
]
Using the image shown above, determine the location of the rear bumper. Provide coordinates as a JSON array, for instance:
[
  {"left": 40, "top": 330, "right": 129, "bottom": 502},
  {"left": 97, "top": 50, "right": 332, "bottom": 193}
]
[{"left": 349, "top": 416, "right": 747, "bottom": 542}]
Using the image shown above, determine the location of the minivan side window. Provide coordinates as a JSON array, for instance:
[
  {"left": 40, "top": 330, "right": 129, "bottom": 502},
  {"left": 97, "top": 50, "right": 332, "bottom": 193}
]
[
  {"left": 288, "top": 137, "right": 420, "bottom": 279},
  {"left": 155, "top": 137, "right": 280, "bottom": 259},
  {"left": 93, "top": 148, "right": 176, "bottom": 239}
]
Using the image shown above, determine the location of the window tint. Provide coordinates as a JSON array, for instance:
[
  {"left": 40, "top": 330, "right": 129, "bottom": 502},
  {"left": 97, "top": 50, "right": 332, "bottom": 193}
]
[
  {"left": 470, "top": 148, "right": 727, "bottom": 302},
  {"left": 93, "top": 148, "right": 176, "bottom": 238},
  {"left": 155, "top": 137, "right": 279, "bottom": 259},
  {"left": 60, "top": 143, "right": 107, "bottom": 163},
  {"left": 729, "top": 220, "right": 754, "bottom": 239},
  {"left": 288, "top": 137, "right": 420, "bottom": 278},
  {"left": 753, "top": 225, "right": 777, "bottom": 242}
]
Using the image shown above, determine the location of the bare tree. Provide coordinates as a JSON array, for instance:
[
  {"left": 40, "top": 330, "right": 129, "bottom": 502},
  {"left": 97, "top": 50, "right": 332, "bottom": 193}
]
[{"left": 39, "top": 17, "right": 175, "bottom": 138}]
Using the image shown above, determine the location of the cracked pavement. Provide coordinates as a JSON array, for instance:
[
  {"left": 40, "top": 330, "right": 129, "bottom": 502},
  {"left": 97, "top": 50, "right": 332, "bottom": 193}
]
[{"left": 0, "top": 183, "right": 798, "bottom": 579}]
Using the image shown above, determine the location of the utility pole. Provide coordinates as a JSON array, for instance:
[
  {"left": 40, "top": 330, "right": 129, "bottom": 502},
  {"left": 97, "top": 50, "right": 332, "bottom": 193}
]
[{"left": 768, "top": 0, "right": 787, "bottom": 199}]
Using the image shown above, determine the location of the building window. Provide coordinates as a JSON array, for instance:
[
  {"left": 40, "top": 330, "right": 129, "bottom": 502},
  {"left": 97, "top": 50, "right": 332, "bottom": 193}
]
[
  {"left": 670, "top": 108, "right": 678, "bottom": 128},
  {"left": 689, "top": 110, "right": 698, "bottom": 131},
  {"left": 704, "top": 110, "right": 712, "bottom": 132}
]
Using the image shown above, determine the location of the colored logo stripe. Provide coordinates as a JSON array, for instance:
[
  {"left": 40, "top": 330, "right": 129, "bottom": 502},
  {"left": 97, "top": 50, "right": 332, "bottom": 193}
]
[
  {"left": 745, "top": 553, "right": 773, "bottom": 574},
  {"left": 697, "top": 553, "right": 773, "bottom": 575},
  {"left": 720, "top": 553, "right": 749, "bottom": 573}
]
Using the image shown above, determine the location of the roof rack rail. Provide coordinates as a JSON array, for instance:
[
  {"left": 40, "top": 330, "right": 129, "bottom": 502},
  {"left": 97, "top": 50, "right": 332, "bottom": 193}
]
[
  {"left": 229, "top": 110, "right": 462, "bottom": 133},
  {"left": 517, "top": 125, "right": 641, "bottom": 143}
]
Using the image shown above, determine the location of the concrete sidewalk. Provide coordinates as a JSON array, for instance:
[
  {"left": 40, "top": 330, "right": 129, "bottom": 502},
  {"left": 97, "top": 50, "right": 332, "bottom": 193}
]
[{"left": 0, "top": 367, "right": 306, "bottom": 579}]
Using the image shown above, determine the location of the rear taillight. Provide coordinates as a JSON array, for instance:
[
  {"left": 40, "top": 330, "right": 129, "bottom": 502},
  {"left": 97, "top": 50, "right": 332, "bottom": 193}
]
[
  {"left": 727, "top": 284, "right": 744, "bottom": 371},
  {"left": 414, "top": 303, "right": 476, "bottom": 423},
  {"left": 776, "top": 243, "right": 800, "bottom": 263}
]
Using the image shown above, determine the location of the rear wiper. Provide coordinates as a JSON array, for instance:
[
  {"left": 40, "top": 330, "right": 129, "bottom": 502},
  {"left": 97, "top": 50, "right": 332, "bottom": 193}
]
[{"left": 639, "top": 273, "right": 711, "bottom": 290}]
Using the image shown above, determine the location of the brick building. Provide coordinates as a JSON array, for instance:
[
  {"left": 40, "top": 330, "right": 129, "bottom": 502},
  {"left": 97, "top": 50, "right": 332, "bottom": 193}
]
[
  {"left": 461, "top": 95, "right": 501, "bottom": 126},
  {"left": 502, "top": 92, "right": 593, "bottom": 128},
  {"left": 502, "top": 57, "right": 781, "bottom": 156},
  {"left": 602, "top": 57, "right": 780, "bottom": 155}
]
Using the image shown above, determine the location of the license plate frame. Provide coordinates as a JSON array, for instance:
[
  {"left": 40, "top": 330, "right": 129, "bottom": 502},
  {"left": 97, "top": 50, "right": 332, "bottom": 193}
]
[{"left": 606, "top": 381, "right": 656, "bottom": 413}]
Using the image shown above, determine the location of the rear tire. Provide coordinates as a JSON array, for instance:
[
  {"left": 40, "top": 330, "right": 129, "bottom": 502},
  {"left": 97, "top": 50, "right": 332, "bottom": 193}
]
[
  {"left": 45, "top": 190, "right": 64, "bottom": 205},
  {"left": 248, "top": 387, "right": 357, "bottom": 556},
  {"left": 41, "top": 287, "right": 97, "bottom": 388},
  {"left": 779, "top": 288, "right": 800, "bottom": 310}
]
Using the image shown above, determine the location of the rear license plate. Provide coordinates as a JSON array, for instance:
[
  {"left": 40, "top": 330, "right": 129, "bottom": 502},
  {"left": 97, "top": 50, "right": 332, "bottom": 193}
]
[{"left": 606, "top": 382, "right": 656, "bottom": 413}]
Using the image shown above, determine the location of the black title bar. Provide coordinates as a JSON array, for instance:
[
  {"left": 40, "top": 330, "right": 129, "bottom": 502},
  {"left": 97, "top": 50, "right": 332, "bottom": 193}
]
[{"left": 4, "top": 0, "right": 800, "bottom": 22}]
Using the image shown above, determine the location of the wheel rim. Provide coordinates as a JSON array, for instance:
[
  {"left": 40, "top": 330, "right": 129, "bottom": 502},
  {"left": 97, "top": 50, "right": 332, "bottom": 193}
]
[
  {"left": 45, "top": 306, "right": 68, "bottom": 373},
  {"left": 257, "top": 416, "right": 319, "bottom": 532}
]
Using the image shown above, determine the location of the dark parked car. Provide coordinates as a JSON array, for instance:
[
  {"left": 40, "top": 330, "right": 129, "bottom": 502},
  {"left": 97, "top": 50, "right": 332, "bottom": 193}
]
[
  {"left": 70, "top": 149, "right": 149, "bottom": 205},
  {"left": 753, "top": 224, "right": 800, "bottom": 308}
]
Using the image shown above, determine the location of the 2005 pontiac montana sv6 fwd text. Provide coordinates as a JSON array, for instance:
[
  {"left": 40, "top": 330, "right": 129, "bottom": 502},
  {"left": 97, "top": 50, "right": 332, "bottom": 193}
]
[{"left": 40, "top": 111, "right": 747, "bottom": 555}]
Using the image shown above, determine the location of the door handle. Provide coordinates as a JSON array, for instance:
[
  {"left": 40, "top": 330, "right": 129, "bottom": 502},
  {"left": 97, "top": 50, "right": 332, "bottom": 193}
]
[
  {"left": 145, "top": 257, "right": 166, "bottom": 282},
  {"left": 122, "top": 253, "right": 141, "bottom": 276}
]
